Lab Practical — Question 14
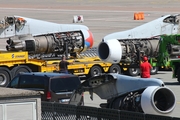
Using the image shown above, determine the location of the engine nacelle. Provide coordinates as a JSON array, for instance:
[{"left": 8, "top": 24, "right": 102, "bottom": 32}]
[
  {"left": 108, "top": 86, "right": 175, "bottom": 116},
  {"left": 99, "top": 14, "right": 180, "bottom": 64},
  {"left": 98, "top": 39, "right": 122, "bottom": 63},
  {"left": 0, "top": 16, "right": 93, "bottom": 58},
  {"left": 98, "top": 39, "right": 159, "bottom": 63},
  {"left": 6, "top": 29, "right": 93, "bottom": 56},
  {"left": 141, "top": 86, "right": 175, "bottom": 115}
]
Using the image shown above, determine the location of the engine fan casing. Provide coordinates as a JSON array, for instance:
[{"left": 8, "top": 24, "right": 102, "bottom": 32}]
[
  {"left": 98, "top": 39, "right": 122, "bottom": 63},
  {"left": 141, "top": 86, "right": 176, "bottom": 115}
]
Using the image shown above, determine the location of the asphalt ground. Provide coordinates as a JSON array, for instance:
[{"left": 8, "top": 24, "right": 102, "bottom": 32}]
[
  {"left": 0, "top": 0, "right": 179, "bottom": 48},
  {"left": 0, "top": 0, "right": 180, "bottom": 118}
]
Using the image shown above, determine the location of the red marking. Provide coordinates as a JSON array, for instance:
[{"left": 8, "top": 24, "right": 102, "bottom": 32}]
[
  {"left": 78, "top": 16, "right": 81, "bottom": 21},
  {"left": 86, "top": 30, "right": 94, "bottom": 48}
]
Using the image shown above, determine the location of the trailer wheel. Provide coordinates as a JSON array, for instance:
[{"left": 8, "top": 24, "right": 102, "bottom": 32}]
[
  {"left": 88, "top": 66, "right": 102, "bottom": 78},
  {"left": 0, "top": 67, "right": 11, "bottom": 87},
  {"left": 109, "top": 64, "right": 121, "bottom": 74},
  {"left": 11, "top": 65, "right": 32, "bottom": 78},
  {"left": 177, "top": 68, "right": 180, "bottom": 83},
  {"left": 127, "top": 68, "right": 140, "bottom": 76},
  {"left": 150, "top": 66, "right": 159, "bottom": 75}
]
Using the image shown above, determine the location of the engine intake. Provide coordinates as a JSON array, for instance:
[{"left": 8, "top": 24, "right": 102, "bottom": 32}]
[
  {"left": 98, "top": 39, "right": 122, "bottom": 63},
  {"left": 141, "top": 86, "right": 175, "bottom": 115}
]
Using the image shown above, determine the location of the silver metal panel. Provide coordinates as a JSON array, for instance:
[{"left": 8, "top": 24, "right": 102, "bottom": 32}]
[
  {"left": 0, "top": 102, "right": 37, "bottom": 120},
  {"left": 0, "top": 105, "right": 3, "bottom": 120}
]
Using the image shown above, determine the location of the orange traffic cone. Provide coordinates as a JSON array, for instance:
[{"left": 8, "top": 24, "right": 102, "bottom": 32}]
[
  {"left": 138, "top": 13, "right": 142, "bottom": 20},
  {"left": 139, "top": 12, "right": 144, "bottom": 20},
  {"left": 134, "top": 13, "right": 139, "bottom": 20}
]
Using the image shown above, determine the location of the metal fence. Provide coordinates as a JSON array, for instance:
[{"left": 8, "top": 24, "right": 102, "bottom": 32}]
[{"left": 41, "top": 102, "right": 180, "bottom": 120}]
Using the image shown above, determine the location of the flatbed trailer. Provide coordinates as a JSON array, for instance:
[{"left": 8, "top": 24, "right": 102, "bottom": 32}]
[
  {"left": 0, "top": 47, "right": 165, "bottom": 87},
  {"left": 0, "top": 50, "right": 118, "bottom": 87}
]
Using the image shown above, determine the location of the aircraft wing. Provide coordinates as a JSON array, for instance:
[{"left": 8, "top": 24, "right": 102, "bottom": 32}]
[{"left": 70, "top": 73, "right": 176, "bottom": 116}]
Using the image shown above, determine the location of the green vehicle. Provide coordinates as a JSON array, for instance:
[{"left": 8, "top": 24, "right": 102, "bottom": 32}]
[{"left": 149, "top": 34, "right": 180, "bottom": 83}]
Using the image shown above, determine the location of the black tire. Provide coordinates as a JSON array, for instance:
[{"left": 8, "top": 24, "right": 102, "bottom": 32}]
[
  {"left": 109, "top": 64, "right": 121, "bottom": 74},
  {"left": 127, "top": 68, "right": 140, "bottom": 76},
  {"left": 150, "top": 66, "right": 159, "bottom": 75},
  {"left": 0, "top": 67, "right": 11, "bottom": 87},
  {"left": 11, "top": 65, "right": 32, "bottom": 79},
  {"left": 88, "top": 66, "right": 102, "bottom": 78},
  {"left": 177, "top": 67, "right": 180, "bottom": 83}
]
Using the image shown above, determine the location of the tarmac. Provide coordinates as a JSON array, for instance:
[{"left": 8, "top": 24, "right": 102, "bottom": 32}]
[
  {"left": 0, "top": 0, "right": 179, "bottom": 48},
  {"left": 0, "top": 0, "right": 180, "bottom": 118}
]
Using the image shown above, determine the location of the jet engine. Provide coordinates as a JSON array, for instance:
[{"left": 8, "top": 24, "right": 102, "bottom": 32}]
[
  {"left": 69, "top": 73, "right": 176, "bottom": 116},
  {"left": 0, "top": 16, "right": 94, "bottom": 58},
  {"left": 107, "top": 86, "right": 175, "bottom": 115},
  {"left": 6, "top": 29, "right": 93, "bottom": 56},
  {"left": 98, "top": 38, "right": 159, "bottom": 63}
]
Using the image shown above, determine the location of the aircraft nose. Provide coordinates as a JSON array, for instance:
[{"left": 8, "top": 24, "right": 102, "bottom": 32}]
[{"left": 85, "top": 30, "right": 94, "bottom": 48}]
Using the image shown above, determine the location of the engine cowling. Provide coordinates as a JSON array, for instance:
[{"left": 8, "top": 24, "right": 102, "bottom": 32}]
[
  {"left": 141, "top": 86, "right": 176, "bottom": 115},
  {"left": 98, "top": 39, "right": 122, "bottom": 63}
]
